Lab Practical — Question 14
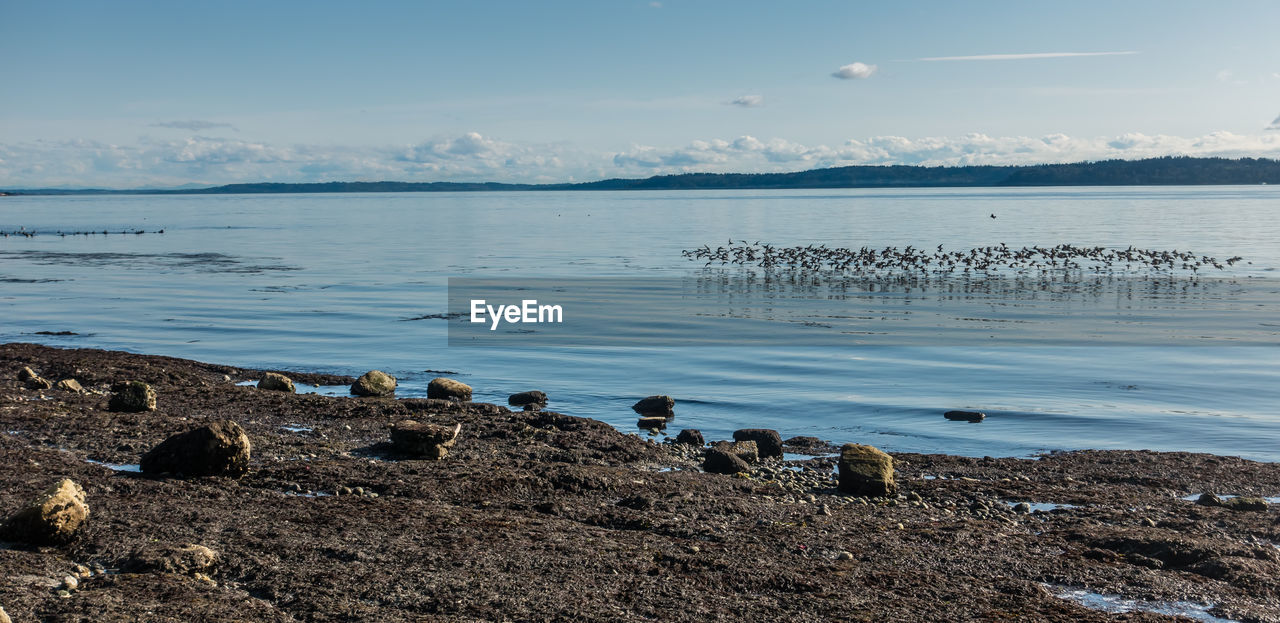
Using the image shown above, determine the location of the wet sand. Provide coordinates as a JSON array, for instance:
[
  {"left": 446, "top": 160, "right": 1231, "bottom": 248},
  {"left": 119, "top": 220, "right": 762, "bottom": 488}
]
[{"left": 1, "top": 343, "right": 1278, "bottom": 622}]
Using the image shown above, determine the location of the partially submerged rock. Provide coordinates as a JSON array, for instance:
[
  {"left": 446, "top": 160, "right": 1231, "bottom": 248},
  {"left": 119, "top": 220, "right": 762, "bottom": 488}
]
[
  {"left": 351, "top": 370, "right": 397, "bottom": 397},
  {"left": 390, "top": 420, "right": 461, "bottom": 459},
  {"left": 140, "top": 421, "right": 251, "bottom": 478},
  {"left": 109, "top": 380, "right": 156, "bottom": 412},
  {"left": 944, "top": 410, "right": 985, "bottom": 422},
  {"left": 637, "top": 416, "right": 667, "bottom": 430},
  {"left": 123, "top": 544, "right": 219, "bottom": 575},
  {"left": 55, "top": 378, "right": 83, "bottom": 392},
  {"left": 838, "top": 443, "right": 896, "bottom": 497},
  {"left": 0, "top": 478, "right": 90, "bottom": 545},
  {"left": 704, "top": 447, "right": 750, "bottom": 474},
  {"left": 508, "top": 390, "right": 547, "bottom": 407},
  {"left": 733, "top": 429, "right": 783, "bottom": 459},
  {"left": 257, "top": 372, "right": 295, "bottom": 393},
  {"left": 632, "top": 395, "right": 674, "bottom": 417},
  {"left": 675, "top": 429, "right": 704, "bottom": 446},
  {"left": 427, "top": 377, "right": 472, "bottom": 401}
]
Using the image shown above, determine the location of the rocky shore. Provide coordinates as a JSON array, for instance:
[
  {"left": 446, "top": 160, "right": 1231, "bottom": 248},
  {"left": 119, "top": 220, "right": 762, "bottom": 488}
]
[{"left": 1, "top": 343, "right": 1278, "bottom": 622}]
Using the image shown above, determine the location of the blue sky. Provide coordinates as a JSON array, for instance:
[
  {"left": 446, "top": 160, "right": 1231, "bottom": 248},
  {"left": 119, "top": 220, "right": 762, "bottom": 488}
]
[{"left": 2, "top": 0, "right": 1279, "bottom": 187}]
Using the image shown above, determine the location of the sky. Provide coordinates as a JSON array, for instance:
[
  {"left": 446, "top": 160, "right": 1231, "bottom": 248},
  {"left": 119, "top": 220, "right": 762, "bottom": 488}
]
[{"left": 2, "top": 0, "right": 1280, "bottom": 188}]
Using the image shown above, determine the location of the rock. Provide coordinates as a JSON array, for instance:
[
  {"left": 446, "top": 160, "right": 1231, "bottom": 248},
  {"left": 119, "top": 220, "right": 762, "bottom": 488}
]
[
  {"left": 837, "top": 551, "right": 854, "bottom": 561},
  {"left": 944, "top": 410, "right": 985, "bottom": 422},
  {"left": 257, "top": 372, "right": 295, "bottom": 393},
  {"left": 351, "top": 370, "right": 396, "bottom": 397},
  {"left": 140, "top": 421, "right": 251, "bottom": 478},
  {"left": 0, "top": 479, "right": 90, "bottom": 545},
  {"left": 0, "top": 605, "right": 9, "bottom": 623},
  {"left": 1195, "top": 493, "right": 1224, "bottom": 507},
  {"left": 508, "top": 390, "right": 547, "bottom": 407},
  {"left": 733, "top": 429, "right": 783, "bottom": 459},
  {"left": 675, "top": 429, "right": 705, "bottom": 446},
  {"left": 711, "top": 440, "right": 758, "bottom": 464},
  {"left": 426, "top": 377, "right": 471, "bottom": 401},
  {"left": 837, "top": 443, "right": 896, "bottom": 497},
  {"left": 1013, "top": 502, "right": 1031, "bottom": 514},
  {"left": 632, "top": 395, "right": 674, "bottom": 417},
  {"left": 1220, "top": 497, "right": 1269, "bottom": 512},
  {"left": 55, "top": 378, "right": 83, "bottom": 392},
  {"left": 24, "top": 375, "right": 53, "bottom": 390},
  {"left": 123, "top": 544, "right": 219, "bottom": 575},
  {"left": 17, "top": 366, "right": 38, "bottom": 382},
  {"left": 62, "top": 575, "right": 78, "bottom": 591},
  {"left": 390, "top": 420, "right": 461, "bottom": 459},
  {"left": 704, "top": 448, "right": 750, "bottom": 474},
  {"left": 637, "top": 416, "right": 667, "bottom": 430},
  {"left": 109, "top": 380, "right": 156, "bottom": 412}
]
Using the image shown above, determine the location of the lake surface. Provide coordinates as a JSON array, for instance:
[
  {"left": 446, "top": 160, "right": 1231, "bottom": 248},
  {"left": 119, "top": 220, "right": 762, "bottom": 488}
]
[{"left": 3, "top": 187, "right": 1279, "bottom": 460}]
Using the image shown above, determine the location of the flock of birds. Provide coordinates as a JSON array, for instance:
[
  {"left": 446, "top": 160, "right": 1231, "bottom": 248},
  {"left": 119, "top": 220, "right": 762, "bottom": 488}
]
[
  {"left": 683, "top": 240, "right": 1246, "bottom": 275},
  {"left": 1, "top": 227, "right": 164, "bottom": 238}
]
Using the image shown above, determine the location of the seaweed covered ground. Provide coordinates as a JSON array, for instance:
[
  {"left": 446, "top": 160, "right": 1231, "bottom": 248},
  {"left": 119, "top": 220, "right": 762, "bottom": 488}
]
[{"left": 1, "top": 343, "right": 1278, "bottom": 622}]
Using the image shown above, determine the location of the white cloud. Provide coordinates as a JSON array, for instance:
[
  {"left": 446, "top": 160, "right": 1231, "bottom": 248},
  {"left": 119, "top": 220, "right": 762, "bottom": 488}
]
[
  {"left": 917, "top": 51, "right": 1138, "bottom": 61},
  {"left": 832, "top": 62, "right": 877, "bottom": 79},
  {"left": 3, "top": 130, "right": 1280, "bottom": 188},
  {"left": 728, "top": 95, "right": 764, "bottom": 108},
  {"left": 150, "top": 120, "right": 237, "bottom": 132}
]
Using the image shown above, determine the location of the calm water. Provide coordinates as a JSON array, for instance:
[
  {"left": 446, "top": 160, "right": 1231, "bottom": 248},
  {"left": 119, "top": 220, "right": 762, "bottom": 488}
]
[{"left": 2, "top": 187, "right": 1279, "bottom": 460}]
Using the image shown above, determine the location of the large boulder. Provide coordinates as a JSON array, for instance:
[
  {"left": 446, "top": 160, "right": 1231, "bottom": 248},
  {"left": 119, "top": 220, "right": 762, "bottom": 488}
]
[
  {"left": 711, "top": 440, "right": 758, "bottom": 464},
  {"left": 508, "top": 390, "right": 547, "bottom": 407},
  {"left": 257, "top": 372, "right": 295, "bottom": 393},
  {"left": 390, "top": 420, "right": 461, "bottom": 459},
  {"left": 109, "top": 381, "right": 156, "bottom": 412},
  {"left": 632, "top": 395, "right": 674, "bottom": 417},
  {"left": 351, "top": 370, "right": 396, "bottom": 397},
  {"left": 675, "top": 429, "right": 705, "bottom": 446},
  {"left": 704, "top": 448, "right": 750, "bottom": 474},
  {"left": 838, "top": 443, "right": 896, "bottom": 497},
  {"left": 1, "top": 479, "right": 90, "bottom": 545},
  {"left": 733, "top": 429, "right": 783, "bottom": 459},
  {"left": 140, "top": 421, "right": 251, "bottom": 478},
  {"left": 427, "top": 377, "right": 472, "bottom": 401}
]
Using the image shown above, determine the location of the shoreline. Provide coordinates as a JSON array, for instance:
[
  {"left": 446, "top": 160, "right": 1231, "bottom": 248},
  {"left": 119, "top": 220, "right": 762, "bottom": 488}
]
[{"left": 2, "top": 342, "right": 1278, "bottom": 621}]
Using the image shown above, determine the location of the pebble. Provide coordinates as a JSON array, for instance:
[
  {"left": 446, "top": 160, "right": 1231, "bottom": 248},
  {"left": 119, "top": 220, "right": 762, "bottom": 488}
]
[
  {"left": 62, "top": 575, "right": 78, "bottom": 591},
  {"left": 837, "top": 551, "right": 853, "bottom": 560}
]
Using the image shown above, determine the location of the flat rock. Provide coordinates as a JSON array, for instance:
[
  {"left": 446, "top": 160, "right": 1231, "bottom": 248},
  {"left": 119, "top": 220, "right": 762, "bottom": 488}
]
[
  {"left": 427, "top": 377, "right": 472, "bottom": 401},
  {"left": 390, "top": 420, "right": 461, "bottom": 459},
  {"left": 733, "top": 429, "right": 783, "bottom": 459},
  {"left": 257, "top": 372, "right": 295, "bottom": 393},
  {"left": 140, "top": 421, "right": 251, "bottom": 478},
  {"left": 508, "top": 390, "right": 548, "bottom": 407},
  {"left": 711, "top": 440, "right": 758, "bottom": 464},
  {"left": 109, "top": 380, "right": 156, "bottom": 412},
  {"left": 704, "top": 448, "right": 750, "bottom": 474},
  {"left": 55, "top": 378, "right": 83, "bottom": 392},
  {"left": 632, "top": 395, "right": 674, "bottom": 417},
  {"left": 1220, "top": 497, "right": 1269, "bottom": 512},
  {"left": 351, "top": 370, "right": 397, "bottom": 397},
  {"left": 637, "top": 416, "right": 667, "bottom": 430},
  {"left": 838, "top": 443, "right": 897, "bottom": 497},
  {"left": 123, "top": 544, "right": 219, "bottom": 575},
  {"left": 0, "top": 478, "right": 90, "bottom": 545},
  {"left": 944, "top": 410, "right": 985, "bottom": 422},
  {"left": 675, "top": 429, "right": 704, "bottom": 446}
]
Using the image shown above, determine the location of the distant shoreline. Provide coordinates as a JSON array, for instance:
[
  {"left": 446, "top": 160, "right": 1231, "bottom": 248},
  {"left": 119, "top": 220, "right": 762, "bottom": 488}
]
[{"left": 4, "top": 155, "right": 1278, "bottom": 196}]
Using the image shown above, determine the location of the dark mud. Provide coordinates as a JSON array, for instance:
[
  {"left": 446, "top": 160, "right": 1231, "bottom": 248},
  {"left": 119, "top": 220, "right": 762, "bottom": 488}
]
[{"left": 2, "top": 343, "right": 1278, "bottom": 622}]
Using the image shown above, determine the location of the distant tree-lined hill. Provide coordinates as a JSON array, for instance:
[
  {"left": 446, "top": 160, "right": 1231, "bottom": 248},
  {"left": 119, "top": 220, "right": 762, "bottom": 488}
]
[{"left": 5, "top": 156, "right": 1279, "bottom": 195}]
